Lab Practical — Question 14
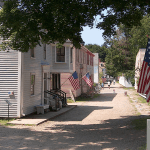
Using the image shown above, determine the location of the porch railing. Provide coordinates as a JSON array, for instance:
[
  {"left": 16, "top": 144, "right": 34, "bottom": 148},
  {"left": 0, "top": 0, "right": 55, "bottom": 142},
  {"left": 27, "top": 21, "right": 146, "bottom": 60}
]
[
  {"left": 50, "top": 89, "right": 67, "bottom": 106},
  {"left": 45, "top": 89, "right": 67, "bottom": 107}
]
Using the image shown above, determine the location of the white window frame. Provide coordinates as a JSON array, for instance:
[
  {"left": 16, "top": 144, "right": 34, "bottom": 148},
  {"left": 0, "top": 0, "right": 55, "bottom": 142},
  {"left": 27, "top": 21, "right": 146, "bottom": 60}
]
[
  {"left": 55, "top": 46, "right": 66, "bottom": 63},
  {"left": 30, "top": 73, "right": 35, "bottom": 96},
  {"left": 30, "top": 48, "right": 35, "bottom": 58}
]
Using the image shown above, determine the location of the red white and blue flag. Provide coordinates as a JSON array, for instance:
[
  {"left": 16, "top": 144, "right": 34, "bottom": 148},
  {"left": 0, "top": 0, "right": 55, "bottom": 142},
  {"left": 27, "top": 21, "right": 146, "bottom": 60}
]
[
  {"left": 138, "top": 38, "right": 150, "bottom": 102},
  {"left": 68, "top": 71, "right": 80, "bottom": 90},
  {"left": 82, "top": 72, "right": 93, "bottom": 87}
]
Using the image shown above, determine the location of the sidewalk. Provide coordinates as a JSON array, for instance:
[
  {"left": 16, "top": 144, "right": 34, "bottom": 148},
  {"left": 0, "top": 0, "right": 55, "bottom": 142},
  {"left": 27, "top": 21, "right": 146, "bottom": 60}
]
[
  {"left": 9, "top": 105, "right": 77, "bottom": 125},
  {"left": 8, "top": 82, "right": 125, "bottom": 126}
]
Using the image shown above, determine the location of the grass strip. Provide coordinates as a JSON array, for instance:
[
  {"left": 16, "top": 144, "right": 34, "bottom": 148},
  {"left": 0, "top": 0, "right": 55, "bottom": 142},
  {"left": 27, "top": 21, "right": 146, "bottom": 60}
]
[
  {"left": 0, "top": 118, "right": 15, "bottom": 126},
  {"left": 131, "top": 117, "right": 150, "bottom": 130}
]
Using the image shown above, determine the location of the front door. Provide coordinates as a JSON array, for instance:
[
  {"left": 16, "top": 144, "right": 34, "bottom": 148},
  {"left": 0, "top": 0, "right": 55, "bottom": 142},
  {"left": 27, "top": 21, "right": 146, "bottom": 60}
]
[{"left": 52, "top": 73, "right": 60, "bottom": 90}]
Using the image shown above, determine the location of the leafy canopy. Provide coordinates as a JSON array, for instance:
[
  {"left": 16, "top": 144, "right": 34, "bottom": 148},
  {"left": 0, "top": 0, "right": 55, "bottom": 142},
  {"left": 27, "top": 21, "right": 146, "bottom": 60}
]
[
  {"left": 85, "top": 44, "right": 107, "bottom": 62},
  {"left": 105, "top": 15, "right": 150, "bottom": 83},
  {"left": 0, "top": 0, "right": 149, "bottom": 52}
]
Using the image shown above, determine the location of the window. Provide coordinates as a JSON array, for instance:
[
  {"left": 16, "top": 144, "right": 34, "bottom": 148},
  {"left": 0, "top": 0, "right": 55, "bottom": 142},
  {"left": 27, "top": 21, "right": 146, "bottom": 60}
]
[
  {"left": 43, "top": 43, "right": 46, "bottom": 59},
  {"left": 31, "top": 74, "right": 35, "bottom": 95},
  {"left": 30, "top": 48, "right": 34, "bottom": 58},
  {"left": 56, "top": 46, "right": 65, "bottom": 62},
  {"left": 70, "top": 48, "right": 73, "bottom": 63}
]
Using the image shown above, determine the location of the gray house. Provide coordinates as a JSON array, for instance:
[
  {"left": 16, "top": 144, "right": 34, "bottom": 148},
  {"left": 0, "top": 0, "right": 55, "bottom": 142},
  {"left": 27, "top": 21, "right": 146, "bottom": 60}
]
[{"left": 0, "top": 40, "right": 73, "bottom": 118}]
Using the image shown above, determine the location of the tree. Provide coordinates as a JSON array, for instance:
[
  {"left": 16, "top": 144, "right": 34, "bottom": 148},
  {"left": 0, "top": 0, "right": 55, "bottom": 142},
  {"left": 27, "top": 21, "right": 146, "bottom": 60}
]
[
  {"left": 129, "top": 15, "right": 150, "bottom": 55},
  {"left": 0, "top": 0, "right": 149, "bottom": 52},
  {"left": 85, "top": 44, "right": 106, "bottom": 62},
  {"left": 105, "top": 25, "right": 135, "bottom": 79}
]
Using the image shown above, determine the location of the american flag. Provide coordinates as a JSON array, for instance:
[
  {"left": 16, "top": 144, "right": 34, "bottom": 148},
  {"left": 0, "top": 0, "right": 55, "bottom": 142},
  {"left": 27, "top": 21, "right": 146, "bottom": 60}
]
[
  {"left": 68, "top": 71, "right": 80, "bottom": 90},
  {"left": 82, "top": 72, "right": 93, "bottom": 87},
  {"left": 137, "top": 38, "right": 150, "bottom": 102}
]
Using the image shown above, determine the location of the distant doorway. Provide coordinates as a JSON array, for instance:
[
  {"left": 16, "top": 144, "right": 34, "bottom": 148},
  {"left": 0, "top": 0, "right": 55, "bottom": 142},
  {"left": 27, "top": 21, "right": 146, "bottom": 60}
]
[{"left": 52, "top": 73, "right": 60, "bottom": 90}]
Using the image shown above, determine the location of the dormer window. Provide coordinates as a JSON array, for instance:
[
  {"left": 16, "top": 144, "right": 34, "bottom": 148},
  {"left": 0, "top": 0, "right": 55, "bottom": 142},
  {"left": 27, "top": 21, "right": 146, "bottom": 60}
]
[{"left": 56, "top": 46, "right": 65, "bottom": 62}]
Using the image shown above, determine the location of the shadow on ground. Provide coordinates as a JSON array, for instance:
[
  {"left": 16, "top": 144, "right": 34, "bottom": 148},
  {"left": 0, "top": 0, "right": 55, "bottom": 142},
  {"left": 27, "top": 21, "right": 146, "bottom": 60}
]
[{"left": 0, "top": 115, "right": 148, "bottom": 150}]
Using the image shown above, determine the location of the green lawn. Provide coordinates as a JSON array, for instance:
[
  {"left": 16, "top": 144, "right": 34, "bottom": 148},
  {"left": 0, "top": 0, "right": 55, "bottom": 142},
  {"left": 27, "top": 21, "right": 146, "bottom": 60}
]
[
  {"left": 131, "top": 117, "right": 150, "bottom": 130},
  {"left": 123, "top": 87, "right": 135, "bottom": 90},
  {"left": 0, "top": 118, "right": 15, "bottom": 126}
]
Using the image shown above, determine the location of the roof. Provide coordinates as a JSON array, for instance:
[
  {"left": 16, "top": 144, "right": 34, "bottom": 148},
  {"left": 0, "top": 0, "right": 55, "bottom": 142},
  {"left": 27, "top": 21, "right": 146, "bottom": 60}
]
[{"left": 81, "top": 46, "right": 95, "bottom": 57}]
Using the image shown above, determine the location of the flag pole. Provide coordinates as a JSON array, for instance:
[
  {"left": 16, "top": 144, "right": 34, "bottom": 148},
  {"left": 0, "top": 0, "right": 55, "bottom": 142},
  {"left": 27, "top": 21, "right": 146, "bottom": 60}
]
[
  {"left": 82, "top": 71, "right": 89, "bottom": 78},
  {"left": 60, "top": 72, "right": 73, "bottom": 87}
]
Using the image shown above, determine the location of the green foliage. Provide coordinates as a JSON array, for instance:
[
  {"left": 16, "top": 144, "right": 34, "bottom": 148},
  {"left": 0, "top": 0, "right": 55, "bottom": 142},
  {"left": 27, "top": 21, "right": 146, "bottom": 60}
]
[
  {"left": 124, "top": 70, "right": 135, "bottom": 86},
  {"left": 104, "top": 16, "right": 150, "bottom": 80},
  {"left": 138, "top": 144, "right": 147, "bottom": 150},
  {"left": 56, "top": 43, "right": 64, "bottom": 49},
  {"left": 67, "top": 98, "right": 74, "bottom": 103},
  {"left": 99, "top": 72, "right": 103, "bottom": 83},
  {"left": 93, "top": 83, "right": 97, "bottom": 87},
  {"left": 0, "top": 0, "right": 149, "bottom": 52},
  {"left": 0, "top": 118, "right": 15, "bottom": 126},
  {"left": 85, "top": 44, "right": 107, "bottom": 62},
  {"left": 0, "top": 0, "right": 98, "bottom": 52},
  {"left": 131, "top": 117, "right": 150, "bottom": 130},
  {"left": 129, "top": 15, "right": 150, "bottom": 54},
  {"left": 138, "top": 96, "right": 147, "bottom": 103}
]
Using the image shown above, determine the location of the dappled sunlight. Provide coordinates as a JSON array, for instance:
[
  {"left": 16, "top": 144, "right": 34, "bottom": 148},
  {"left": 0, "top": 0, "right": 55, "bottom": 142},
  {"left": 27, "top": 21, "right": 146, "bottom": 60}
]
[{"left": 0, "top": 115, "right": 147, "bottom": 150}]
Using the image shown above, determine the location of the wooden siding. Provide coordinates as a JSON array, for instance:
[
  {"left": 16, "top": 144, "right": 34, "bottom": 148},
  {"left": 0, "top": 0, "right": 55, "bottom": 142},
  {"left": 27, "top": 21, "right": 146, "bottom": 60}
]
[
  {"left": 22, "top": 44, "right": 51, "bottom": 116},
  {"left": 0, "top": 50, "right": 19, "bottom": 117}
]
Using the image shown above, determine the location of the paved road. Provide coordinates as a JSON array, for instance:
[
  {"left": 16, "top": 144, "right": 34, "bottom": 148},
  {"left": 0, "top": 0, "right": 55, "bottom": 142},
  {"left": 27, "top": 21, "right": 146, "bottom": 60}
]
[{"left": 0, "top": 82, "right": 146, "bottom": 150}]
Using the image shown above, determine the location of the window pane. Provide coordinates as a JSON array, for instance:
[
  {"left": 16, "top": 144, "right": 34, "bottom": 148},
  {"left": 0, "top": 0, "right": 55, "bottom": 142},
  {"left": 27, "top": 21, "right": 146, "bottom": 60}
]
[
  {"left": 61, "top": 56, "right": 65, "bottom": 62},
  {"left": 56, "top": 47, "right": 65, "bottom": 62},
  {"left": 31, "top": 85, "right": 34, "bottom": 95},
  {"left": 31, "top": 48, "right": 34, "bottom": 57},
  {"left": 61, "top": 47, "right": 65, "bottom": 55},
  {"left": 57, "top": 48, "right": 61, "bottom": 55},
  {"left": 31, "top": 75, "right": 35, "bottom": 85}
]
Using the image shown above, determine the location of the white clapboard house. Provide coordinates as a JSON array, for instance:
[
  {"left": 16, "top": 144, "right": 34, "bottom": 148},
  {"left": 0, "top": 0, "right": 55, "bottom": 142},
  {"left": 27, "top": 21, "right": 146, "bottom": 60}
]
[{"left": 0, "top": 39, "right": 73, "bottom": 118}]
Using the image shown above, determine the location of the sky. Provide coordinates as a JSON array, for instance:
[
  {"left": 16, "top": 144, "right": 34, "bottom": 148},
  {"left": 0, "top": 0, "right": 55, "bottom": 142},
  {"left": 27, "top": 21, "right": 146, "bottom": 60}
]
[
  {"left": 81, "top": 26, "right": 104, "bottom": 46},
  {"left": 81, "top": 15, "right": 105, "bottom": 46}
]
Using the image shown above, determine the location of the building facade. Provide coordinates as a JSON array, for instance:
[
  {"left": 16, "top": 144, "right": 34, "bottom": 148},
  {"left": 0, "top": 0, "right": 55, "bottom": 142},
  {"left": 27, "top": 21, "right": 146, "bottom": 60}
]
[
  {"left": 0, "top": 40, "right": 73, "bottom": 118},
  {"left": 61, "top": 46, "right": 95, "bottom": 98}
]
